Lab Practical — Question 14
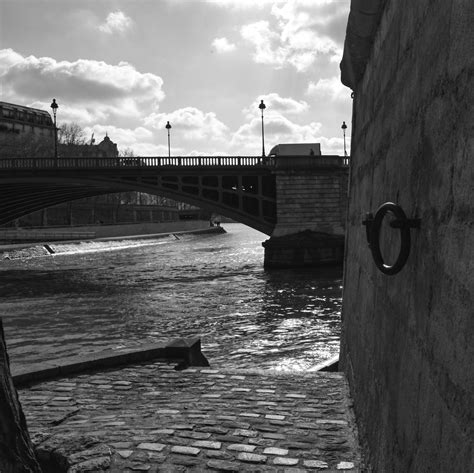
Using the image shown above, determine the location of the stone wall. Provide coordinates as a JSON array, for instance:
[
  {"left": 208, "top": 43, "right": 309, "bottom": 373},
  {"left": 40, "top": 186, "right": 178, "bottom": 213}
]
[
  {"left": 273, "top": 167, "right": 348, "bottom": 238},
  {"left": 262, "top": 160, "right": 348, "bottom": 268},
  {"left": 340, "top": 1, "right": 473, "bottom": 472}
]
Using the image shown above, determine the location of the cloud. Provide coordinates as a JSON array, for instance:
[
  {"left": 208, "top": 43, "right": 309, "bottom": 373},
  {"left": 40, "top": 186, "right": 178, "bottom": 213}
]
[
  {"left": 205, "top": 0, "right": 272, "bottom": 9},
  {"left": 243, "top": 93, "right": 308, "bottom": 119},
  {"left": 212, "top": 37, "right": 237, "bottom": 53},
  {"left": 306, "top": 77, "right": 351, "bottom": 103},
  {"left": 231, "top": 115, "right": 322, "bottom": 155},
  {"left": 144, "top": 107, "right": 229, "bottom": 141},
  {"left": 0, "top": 48, "right": 23, "bottom": 77},
  {"left": 240, "top": 21, "right": 287, "bottom": 68},
  {"left": 240, "top": 1, "right": 349, "bottom": 71},
  {"left": 0, "top": 49, "right": 165, "bottom": 124},
  {"left": 99, "top": 11, "right": 133, "bottom": 34}
]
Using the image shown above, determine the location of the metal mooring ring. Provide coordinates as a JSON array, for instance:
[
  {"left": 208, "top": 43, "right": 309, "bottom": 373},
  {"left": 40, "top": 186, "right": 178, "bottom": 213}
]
[{"left": 363, "top": 202, "right": 420, "bottom": 276}]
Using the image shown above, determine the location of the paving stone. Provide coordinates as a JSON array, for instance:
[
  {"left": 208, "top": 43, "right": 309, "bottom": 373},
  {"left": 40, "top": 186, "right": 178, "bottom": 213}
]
[
  {"left": 199, "top": 426, "right": 229, "bottom": 435},
  {"left": 262, "top": 432, "right": 286, "bottom": 440},
  {"left": 304, "top": 459, "right": 329, "bottom": 468},
  {"left": 248, "top": 438, "right": 276, "bottom": 447},
  {"left": 237, "top": 452, "right": 270, "bottom": 465},
  {"left": 170, "top": 424, "right": 195, "bottom": 430},
  {"left": 265, "top": 414, "right": 285, "bottom": 420},
  {"left": 156, "top": 409, "right": 180, "bottom": 415},
  {"left": 205, "top": 450, "right": 233, "bottom": 460},
  {"left": 263, "top": 447, "right": 289, "bottom": 456},
  {"left": 170, "top": 446, "right": 200, "bottom": 456},
  {"left": 273, "top": 456, "right": 299, "bottom": 466},
  {"left": 207, "top": 459, "right": 240, "bottom": 471},
  {"left": 137, "top": 443, "right": 166, "bottom": 452},
  {"left": 177, "top": 431, "right": 211, "bottom": 440},
  {"left": 150, "top": 429, "right": 175, "bottom": 435},
  {"left": 116, "top": 450, "right": 134, "bottom": 458},
  {"left": 192, "top": 440, "right": 222, "bottom": 450},
  {"left": 232, "top": 429, "right": 258, "bottom": 437},
  {"left": 337, "top": 461, "right": 356, "bottom": 469},
  {"left": 227, "top": 443, "right": 256, "bottom": 452}
]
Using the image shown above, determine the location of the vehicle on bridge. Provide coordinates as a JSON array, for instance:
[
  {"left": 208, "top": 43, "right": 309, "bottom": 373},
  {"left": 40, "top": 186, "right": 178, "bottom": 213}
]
[{"left": 268, "top": 143, "right": 322, "bottom": 157}]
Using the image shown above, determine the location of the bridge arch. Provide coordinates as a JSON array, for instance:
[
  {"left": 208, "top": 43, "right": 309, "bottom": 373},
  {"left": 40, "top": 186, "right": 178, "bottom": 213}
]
[{"left": 0, "top": 157, "right": 277, "bottom": 235}]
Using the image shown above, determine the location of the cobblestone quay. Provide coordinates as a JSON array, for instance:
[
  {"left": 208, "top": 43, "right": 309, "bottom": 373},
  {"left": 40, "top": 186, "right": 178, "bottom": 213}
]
[{"left": 18, "top": 361, "right": 363, "bottom": 472}]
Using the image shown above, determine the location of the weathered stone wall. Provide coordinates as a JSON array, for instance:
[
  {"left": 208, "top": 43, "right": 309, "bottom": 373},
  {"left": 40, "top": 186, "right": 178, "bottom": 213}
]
[
  {"left": 273, "top": 168, "right": 348, "bottom": 238},
  {"left": 341, "top": 1, "right": 473, "bottom": 472}
]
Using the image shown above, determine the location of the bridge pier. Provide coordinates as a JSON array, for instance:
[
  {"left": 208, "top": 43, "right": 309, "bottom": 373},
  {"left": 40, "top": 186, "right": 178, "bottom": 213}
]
[{"left": 263, "top": 158, "right": 348, "bottom": 268}]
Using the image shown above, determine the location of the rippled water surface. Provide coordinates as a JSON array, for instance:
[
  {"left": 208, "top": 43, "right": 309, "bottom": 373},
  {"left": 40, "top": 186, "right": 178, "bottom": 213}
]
[{"left": 0, "top": 224, "right": 342, "bottom": 372}]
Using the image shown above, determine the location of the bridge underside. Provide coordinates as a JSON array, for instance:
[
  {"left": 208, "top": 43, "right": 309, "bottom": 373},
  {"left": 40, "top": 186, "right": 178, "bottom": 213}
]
[{"left": 0, "top": 166, "right": 277, "bottom": 235}]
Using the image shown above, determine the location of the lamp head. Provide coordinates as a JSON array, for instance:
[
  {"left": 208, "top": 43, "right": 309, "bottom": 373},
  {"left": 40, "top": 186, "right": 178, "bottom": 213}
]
[
  {"left": 341, "top": 121, "right": 347, "bottom": 130},
  {"left": 259, "top": 100, "right": 266, "bottom": 111},
  {"left": 50, "top": 99, "right": 58, "bottom": 116},
  {"left": 165, "top": 121, "right": 172, "bottom": 130}
]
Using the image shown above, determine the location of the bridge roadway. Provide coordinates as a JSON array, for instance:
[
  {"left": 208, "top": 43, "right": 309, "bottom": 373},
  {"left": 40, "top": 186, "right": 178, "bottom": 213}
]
[{"left": 0, "top": 155, "right": 348, "bottom": 236}]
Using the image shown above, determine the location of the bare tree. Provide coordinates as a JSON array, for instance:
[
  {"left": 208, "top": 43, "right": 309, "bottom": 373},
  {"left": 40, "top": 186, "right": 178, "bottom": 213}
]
[{"left": 58, "top": 123, "right": 86, "bottom": 145}]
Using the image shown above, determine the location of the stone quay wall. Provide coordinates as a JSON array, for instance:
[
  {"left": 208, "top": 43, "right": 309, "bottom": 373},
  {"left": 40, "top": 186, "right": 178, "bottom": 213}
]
[
  {"left": 340, "top": 1, "right": 473, "bottom": 472},
  {"left": 272, "top": 168, "right": 348, "bottom": 238},
  {"left": 263, "top": 163, "right": 348, "bottom": 268}
]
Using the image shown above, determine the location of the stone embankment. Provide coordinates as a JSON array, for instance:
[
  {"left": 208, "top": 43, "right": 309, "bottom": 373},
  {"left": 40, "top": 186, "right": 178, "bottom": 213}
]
[{"left": 18, "top": 360, "right": 363, "bottom": 472}]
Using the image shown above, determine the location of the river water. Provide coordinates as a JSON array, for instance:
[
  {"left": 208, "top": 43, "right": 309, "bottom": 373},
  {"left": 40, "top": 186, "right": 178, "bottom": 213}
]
[{"left": 0, "top": 224, "right": 342, "bottom": 373}]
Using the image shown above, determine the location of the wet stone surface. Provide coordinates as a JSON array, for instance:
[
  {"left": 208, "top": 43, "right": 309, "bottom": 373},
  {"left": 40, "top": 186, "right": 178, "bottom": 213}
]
[{"left": 19, "top": 361, "right": 363, "bottom": 472}]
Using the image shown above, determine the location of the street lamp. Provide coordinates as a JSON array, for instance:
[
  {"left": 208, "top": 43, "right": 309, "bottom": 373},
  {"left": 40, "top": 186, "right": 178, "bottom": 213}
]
[
  {"left": 50, "top": 98, "right": 58, "bottom": 159},
  {"left": 259, "top": 99, "right": 266, "bottom": 157},
  {"left": 341, "top": 121, "right": 348, "bottom": 157},
  {"left": 165, "top": 121, "right": 172, "bottom": 158}
]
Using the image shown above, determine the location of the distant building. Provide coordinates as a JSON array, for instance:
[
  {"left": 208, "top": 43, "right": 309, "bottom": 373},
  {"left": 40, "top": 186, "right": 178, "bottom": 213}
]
[
  {"left": 0, "top": 101, "right": 55, "bottom": 139},
  {"left": 59, "top": 134, "right": 118, "bottom": 158}
]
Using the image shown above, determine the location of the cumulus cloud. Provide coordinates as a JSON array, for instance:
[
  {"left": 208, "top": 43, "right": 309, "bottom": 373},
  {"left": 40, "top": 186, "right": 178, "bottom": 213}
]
[
  {"left": 212, "top": 37, "right": 237, "bottom": 53},
  {"left": 205, "top": 0, "right": 272, "bottom": 9},
  {"left": 231, "top": 115, "right": 322, "bottom": 155},
  {"left": 99, "top": 11, "right": 133, "bottom": 34},
  {"left": 243, "top": 93, "right": 308, "bottom": 119},
  {"left": 144, "top": 107, "right": 229, "bottom": 141},
  {"left": 306, "top": 77, "right": 351, "bottom": 103},
  {"left": 240, "top": 21, "right": 287, "bottom": 68},
  {"left": 0, "top": 49, "right": 165, "bottom": 124},
  {"left": 240, "top": 1, "right": 348, "bottom": 71}
]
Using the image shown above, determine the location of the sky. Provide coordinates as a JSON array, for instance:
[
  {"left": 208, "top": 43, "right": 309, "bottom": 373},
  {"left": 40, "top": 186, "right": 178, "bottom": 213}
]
[{"left": 0, "top": 0, "right": 352, "bottom": 157}]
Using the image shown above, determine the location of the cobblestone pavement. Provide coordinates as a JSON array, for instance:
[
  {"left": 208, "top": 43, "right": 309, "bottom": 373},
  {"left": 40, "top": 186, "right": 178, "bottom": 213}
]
[{"left": 19, "top": 361, "right": 363, "bottom": 472}]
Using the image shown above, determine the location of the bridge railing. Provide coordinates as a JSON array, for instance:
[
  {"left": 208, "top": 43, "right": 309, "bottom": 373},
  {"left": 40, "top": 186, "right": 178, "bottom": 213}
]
[{"left": 0, "top": 155, "right": 349, "bottom": 169}]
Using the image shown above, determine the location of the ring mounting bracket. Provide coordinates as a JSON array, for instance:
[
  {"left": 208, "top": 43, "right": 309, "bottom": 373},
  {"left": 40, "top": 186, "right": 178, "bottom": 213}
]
[{"left": 362, "top": 202, "right": 420, "bottom": 275}]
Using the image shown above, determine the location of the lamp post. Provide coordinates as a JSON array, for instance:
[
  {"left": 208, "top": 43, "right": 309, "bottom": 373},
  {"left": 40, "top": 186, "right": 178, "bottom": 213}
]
[
  {"left": 165, "top": 121, "right": 172, "bottom": 158},
  {"left": 50, "top": 98, "right": 58, "bottom": 159},
  {"left": 259, "top": 99, "right": 266, "bottom": 157},
  {"left": 341, "top": 121, "right": 348, "bottom": 157}
]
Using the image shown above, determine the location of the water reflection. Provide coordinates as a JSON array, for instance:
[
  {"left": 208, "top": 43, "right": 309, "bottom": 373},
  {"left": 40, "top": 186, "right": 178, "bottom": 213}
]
[{"left": 0, "top": 224, "right": 342, "bottom": 372}]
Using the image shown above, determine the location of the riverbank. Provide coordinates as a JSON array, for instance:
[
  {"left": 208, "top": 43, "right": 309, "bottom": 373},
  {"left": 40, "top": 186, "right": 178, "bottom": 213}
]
[{"left": 0, "top": 224, "right": 226, "bottom": 260}]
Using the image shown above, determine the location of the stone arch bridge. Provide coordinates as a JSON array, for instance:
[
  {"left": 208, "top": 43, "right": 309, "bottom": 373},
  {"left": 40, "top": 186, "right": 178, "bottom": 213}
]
[{"left": 0, "top": 155, "right": 349, "bottom": 266}]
